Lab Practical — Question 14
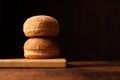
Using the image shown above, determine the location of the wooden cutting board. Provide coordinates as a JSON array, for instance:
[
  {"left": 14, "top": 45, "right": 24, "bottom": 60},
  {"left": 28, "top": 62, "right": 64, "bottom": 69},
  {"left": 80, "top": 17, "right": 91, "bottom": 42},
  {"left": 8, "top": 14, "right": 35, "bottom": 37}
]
[{"left": 0, "top": 58, "right": 66, "bottom": 68}]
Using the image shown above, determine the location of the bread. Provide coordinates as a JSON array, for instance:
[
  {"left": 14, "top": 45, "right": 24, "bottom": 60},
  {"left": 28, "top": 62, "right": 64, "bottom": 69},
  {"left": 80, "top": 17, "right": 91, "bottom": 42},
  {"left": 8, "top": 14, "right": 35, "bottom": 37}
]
[
  {"left": 23, "top": 15, "right": 60, "bottom": 37},
  {"left": 23, "top": 38, "right": 60, "bottom": 59}
]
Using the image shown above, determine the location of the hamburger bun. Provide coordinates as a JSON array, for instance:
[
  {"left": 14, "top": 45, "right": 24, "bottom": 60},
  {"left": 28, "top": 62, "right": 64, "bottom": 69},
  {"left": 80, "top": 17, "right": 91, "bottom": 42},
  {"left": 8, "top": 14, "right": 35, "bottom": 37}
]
[
  {"left": 23, "top": 38, "right": 60, "bottom": 59},
  {"left": 23, "top": 15, "right": 60, "bottom": 37}
]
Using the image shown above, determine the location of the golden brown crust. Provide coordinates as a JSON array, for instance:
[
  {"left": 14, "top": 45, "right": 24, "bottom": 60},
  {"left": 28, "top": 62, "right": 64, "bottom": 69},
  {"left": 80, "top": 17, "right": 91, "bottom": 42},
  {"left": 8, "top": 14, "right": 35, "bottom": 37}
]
[
  {"left": 24, "top": 54, "right": 59, "bottom": 59},
  {"left": 24, "top": 38, "right": 59, "bottom": 50},
  {"left": 23, "top": 38, "right": 60, "bottom": 59},
  {"left": 24, "top": 50, "right": 60, "bottom": 59},
  {"left": 23, "top": 15, "right": 60, "bottom": 37}
]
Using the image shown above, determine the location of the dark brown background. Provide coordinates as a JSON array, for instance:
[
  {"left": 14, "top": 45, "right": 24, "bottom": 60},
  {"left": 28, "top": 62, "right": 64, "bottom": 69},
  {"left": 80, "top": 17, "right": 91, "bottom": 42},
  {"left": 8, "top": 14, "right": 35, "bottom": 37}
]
[{"left": 0, "top": 0, "right": 120, "bottom": 61}]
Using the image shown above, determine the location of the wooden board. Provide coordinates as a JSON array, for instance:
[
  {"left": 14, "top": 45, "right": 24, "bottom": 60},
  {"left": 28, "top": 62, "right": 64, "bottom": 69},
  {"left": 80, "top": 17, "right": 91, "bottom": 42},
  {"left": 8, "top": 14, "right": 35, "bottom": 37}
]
[
  {"left": 0, "top": 67, "right": 120, "bottom": 80},
  {"left": 68, "top": 61, "right": 120, "bottom": 67},
  {"left": 0, "top": 58, "right": 66, "bottom": 68}
]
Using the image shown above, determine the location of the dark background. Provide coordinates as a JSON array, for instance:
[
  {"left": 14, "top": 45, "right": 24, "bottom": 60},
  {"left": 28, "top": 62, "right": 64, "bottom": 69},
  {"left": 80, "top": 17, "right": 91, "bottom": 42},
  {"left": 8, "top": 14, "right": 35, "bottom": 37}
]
[{"left": 0, "top": 0, "right": 120, "bottom": 61}]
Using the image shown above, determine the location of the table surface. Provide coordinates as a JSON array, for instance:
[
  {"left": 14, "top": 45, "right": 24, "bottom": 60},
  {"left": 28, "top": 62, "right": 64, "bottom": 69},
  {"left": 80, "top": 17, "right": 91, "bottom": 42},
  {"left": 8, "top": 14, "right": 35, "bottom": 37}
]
[{"left": 0, "top": 61, "right": 120, "bottom": 80}]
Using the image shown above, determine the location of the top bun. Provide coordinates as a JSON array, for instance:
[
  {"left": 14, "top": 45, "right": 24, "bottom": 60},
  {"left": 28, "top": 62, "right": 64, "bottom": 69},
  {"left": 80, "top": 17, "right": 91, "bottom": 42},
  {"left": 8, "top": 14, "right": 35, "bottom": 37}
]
[{"left": 23, "top": 15, "right": 60, "bottom": 37}]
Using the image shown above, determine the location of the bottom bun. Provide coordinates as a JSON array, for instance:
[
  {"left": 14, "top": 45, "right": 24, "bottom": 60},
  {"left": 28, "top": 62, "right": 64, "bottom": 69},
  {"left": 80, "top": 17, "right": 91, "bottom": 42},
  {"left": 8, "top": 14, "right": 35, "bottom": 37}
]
[{"left": 24, "top": 50, "right": 60, "bottom": 59}]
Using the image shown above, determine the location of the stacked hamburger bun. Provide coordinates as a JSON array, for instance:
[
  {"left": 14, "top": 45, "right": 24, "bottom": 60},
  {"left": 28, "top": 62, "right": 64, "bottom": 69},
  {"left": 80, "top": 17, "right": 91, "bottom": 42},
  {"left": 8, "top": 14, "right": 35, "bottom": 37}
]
[{"left": 23, "top": 15, "right": 60, "bottom": 59}]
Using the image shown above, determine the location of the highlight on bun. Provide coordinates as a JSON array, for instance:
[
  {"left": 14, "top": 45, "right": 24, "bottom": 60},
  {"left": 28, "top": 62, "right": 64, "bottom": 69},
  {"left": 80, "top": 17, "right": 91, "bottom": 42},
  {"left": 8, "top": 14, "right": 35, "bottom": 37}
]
[{"left": 23, "top": 15, "right": 60, "bottom": 37}]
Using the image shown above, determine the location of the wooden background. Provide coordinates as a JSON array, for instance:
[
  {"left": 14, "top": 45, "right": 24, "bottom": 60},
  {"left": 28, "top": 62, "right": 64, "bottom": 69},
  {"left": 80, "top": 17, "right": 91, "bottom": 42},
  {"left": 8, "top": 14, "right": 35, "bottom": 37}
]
[{"left": 0, "top": 0, "right": 120, "bottom": 61}]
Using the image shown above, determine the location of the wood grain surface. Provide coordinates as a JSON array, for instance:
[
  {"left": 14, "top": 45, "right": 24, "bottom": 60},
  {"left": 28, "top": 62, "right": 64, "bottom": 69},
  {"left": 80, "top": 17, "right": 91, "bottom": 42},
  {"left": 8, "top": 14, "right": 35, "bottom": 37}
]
[
  {"left": 0, "top": 61, "right": 120, "bottom": 80},
  {"left": 0, "top": 67, "right": 120, "bottom": 80}
]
